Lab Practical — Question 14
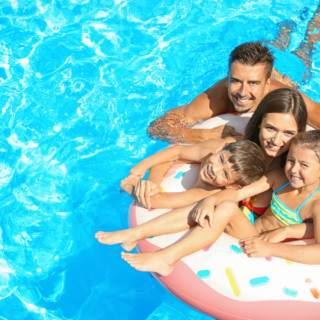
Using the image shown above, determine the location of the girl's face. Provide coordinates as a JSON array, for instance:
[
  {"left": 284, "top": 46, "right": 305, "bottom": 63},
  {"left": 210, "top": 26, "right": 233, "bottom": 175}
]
[
  {"left": 259, "top": 113, "right": 298, "bottom": 158},
  {"left": 285, "top": 144, "right": 320, "bottom": 189},
  {"left": 199, "top": 150, "right": 239, "bottom": 187}
]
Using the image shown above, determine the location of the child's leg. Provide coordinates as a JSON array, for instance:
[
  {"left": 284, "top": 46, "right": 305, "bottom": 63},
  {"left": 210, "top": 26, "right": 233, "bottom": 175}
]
[
  {"left": 122, "top": 201, "right": 259, "bottom": 276},
  {"left": 95, "top": 203, "right": 198, "bottom": 251}
]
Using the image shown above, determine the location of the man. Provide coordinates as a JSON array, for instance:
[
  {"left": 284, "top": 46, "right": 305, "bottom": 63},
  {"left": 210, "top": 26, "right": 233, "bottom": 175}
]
[{"left": 147, "top": 41, "right": 320, "bottom": 144}]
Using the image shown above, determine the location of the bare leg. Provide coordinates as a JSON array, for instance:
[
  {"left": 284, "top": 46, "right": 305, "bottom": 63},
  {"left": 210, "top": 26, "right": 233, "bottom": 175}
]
[
  {"left": 122, "top": 201, "right": 259, "bottom": 276},
  {"left": 95, "top": 203, "right": 197, "bottom": 251}
]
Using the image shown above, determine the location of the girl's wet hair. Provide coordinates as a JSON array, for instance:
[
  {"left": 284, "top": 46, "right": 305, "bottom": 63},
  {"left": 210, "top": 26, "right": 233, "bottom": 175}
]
[
  {"left": 224, "top": 140, "right": 266, "bottom": 186},
  {"left": 292, "top": 130, "right": 320, "bottom": 162},
  {"left": 245, "top": 88, "right": 307, "bottom": 166}
]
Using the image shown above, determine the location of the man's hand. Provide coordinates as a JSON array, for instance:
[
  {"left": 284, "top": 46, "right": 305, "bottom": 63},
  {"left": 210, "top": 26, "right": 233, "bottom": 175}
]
[
  {"left": 240, "top": 237, "right": 274, "bottom": 258},
  {"left": 134, "top": 180, "right": 162, "bottom": 209},
  {"left": 205, "top": 125, "right": 243, "bottom": 140},
  {"left": 191, "top": 197, "right": 216, "bottom": 228}
]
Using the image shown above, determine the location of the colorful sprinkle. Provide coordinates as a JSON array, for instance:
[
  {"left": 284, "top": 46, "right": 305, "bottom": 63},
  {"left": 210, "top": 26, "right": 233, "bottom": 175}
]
[
  {"left": 230, "top": 245, "right": 242, "bottom": 254},
  {"left": 161, "top": 186, "right": 166, "bottom": 193},
  {"left": 174, "top": 171, "right": 185, "bottom": 179},
  {"left": 265, "top": 256, "right": 273, "bottom": 262},
  {"left": 286, "top": 260, "right": 294, "bottom": 265},
  {"left": 148, "top": 208, "right": 155, "bottom": 212},
  {"left": 283, "top": 287, "right": 298, "bottom": 297},
  {"left": 148, "top": 236, "right": 154, "bottom": 240},
  {"left": 306, "top": 278, "right": 320, "bottom": 299},
  {"left": 203, "top": 243, "right": 214, "bottom": 252},
  {"left": 197, "top": 270, "right": 211, "bottom": 279},
  {"left": 164, "top": 170, "right": 176, "bottom": 178},
  {"left": 225, "top": 268, "right": 241, "bottom": 297},
  {"left": 249, "top": 276, "right": 270, "bottom": 287}
]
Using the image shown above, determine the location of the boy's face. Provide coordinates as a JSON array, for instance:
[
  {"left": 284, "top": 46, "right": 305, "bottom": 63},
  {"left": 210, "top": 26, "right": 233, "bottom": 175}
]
[
  {"left": 199, "top": 150, "right": 239, "bottom": 187},
  {"left": 285, "top": 144, "right": 320, "bottom": 189}
]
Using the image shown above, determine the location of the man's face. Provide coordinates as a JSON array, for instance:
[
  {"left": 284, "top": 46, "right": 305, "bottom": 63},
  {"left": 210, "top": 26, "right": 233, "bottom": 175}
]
[{"left": 227, "top": 61, "right": 271, "bottom": 113}]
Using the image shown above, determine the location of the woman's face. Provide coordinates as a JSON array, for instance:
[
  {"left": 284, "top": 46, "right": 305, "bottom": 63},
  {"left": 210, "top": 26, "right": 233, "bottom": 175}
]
[{"left": 259, "top": 113, "right": 299, "bottom": 158}]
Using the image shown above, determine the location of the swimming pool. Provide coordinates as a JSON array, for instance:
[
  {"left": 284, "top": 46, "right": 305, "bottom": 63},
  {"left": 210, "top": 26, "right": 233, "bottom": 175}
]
[{"left": 0, "top": 0, "right": 320, "bottom": 319}]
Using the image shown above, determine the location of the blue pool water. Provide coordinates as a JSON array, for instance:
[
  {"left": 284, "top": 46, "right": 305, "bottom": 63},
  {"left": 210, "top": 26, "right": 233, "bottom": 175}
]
[{"left": 1, "top": 0, "right": 320, "bottom": 319}]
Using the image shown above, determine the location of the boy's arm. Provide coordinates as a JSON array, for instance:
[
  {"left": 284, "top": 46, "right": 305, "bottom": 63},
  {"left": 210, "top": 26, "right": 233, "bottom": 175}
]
[{"left": 192, "top": 169, "right": 281, "bottom": 227}]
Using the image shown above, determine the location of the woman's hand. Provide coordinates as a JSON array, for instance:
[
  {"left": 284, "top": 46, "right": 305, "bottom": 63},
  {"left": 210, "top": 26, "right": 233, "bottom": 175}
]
[
  {"left": 240, "top": 238, "right": 274, "bottom": 258},
  {"left": 254, "top": 227, "right": 288, "bottom": 243},
  {"left": 134, "top": 180, "right": 162, "bottom": 209},
  {"left": 191, "top": 197, "right": 216, "bottom": 228}
]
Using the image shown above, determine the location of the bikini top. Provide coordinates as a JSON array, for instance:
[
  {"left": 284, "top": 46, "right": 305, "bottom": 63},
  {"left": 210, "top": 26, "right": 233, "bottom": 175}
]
[
  {"left": 241, "top": 200, "right": 268, "bottom": 216},
  {"left": 271, "top": 182, "right": 320, "bottom": 226}
]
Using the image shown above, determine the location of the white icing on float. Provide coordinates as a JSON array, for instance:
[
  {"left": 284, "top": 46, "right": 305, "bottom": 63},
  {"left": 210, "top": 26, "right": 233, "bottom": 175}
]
[{"left": 128, "top": 113, "right": 320, "bottom": 320}]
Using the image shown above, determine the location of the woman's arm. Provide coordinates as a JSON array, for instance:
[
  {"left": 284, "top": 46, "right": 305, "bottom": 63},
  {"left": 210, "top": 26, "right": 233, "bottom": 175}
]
[
  {"left": 254, "top": 222, "right": 315, "bottom": 243},
  {"left": 243, "top": 202, "right": 320, "bottom": 264},
  {"left": 129, "top": 137, "right": 235, "bottom": 179},
  {"left": 121, "top": 176, "right": 220, "bottom": 209}
]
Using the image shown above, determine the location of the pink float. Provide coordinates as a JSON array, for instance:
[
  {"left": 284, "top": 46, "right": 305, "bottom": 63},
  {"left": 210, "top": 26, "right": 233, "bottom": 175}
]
[{"left": 128, "top": 113, "right": 320, "bottom": 319}]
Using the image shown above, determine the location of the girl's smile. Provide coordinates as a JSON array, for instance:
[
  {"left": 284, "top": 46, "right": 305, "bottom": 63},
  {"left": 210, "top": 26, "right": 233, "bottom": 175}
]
[{"left": 285, "top": 144, "right": 320, "bottom": 190}]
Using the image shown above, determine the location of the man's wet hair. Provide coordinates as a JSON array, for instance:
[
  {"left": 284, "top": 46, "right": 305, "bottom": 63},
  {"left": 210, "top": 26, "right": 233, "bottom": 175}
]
[
  {"left": 224, "top": 140, "right": 266, "bottom": 187},
  {"left": 229, "top": 41, "right": 275, "bottom": 80},
  {"left": 292, "top": 131, "right": 320, "bottom": 162}
]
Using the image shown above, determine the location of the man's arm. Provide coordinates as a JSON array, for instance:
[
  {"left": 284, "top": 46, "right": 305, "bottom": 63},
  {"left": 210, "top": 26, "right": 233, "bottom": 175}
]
[
  {"left": 269, "top": 78, "right": 320, "bottom": 129},
  {"left": 147, "top": 78, "right": 242, "bottom": 144}
]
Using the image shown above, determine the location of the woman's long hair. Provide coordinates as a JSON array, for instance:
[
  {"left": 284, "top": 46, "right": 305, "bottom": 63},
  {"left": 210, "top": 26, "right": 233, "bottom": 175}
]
[{"left": 244, "top": 88, "right": 307, "bottom": 166}]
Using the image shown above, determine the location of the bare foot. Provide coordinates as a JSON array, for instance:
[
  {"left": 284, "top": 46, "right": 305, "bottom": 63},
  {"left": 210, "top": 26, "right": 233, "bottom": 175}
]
[
  {"left": 121, "top": 251, "right": 175, "bottom": 276},
  {"left": 95, "top": 230, "right": 139, "bottom": 251}
]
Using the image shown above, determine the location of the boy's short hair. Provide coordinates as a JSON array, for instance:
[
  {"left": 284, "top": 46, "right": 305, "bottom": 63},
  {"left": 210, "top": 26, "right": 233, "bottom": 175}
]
[
  {"left": 229, "top": 41, "right": 275, "bottom": 80},
  {"left": 292, "top": 130, "right": 320, "bottom": 162},
  {"left": 224, "top": 140, "right": 266, "bottom": 186}
]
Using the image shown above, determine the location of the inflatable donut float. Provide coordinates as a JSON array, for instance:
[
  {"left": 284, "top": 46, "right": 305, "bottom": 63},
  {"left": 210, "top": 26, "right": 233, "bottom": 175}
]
[{"left": 128, "top": 113, "right": 320, "bottom": 320}]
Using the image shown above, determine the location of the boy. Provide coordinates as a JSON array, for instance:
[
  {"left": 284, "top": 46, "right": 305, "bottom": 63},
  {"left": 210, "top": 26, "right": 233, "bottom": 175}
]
[{"left": 120, "top": 139, "right": 266, "bottom": 209}]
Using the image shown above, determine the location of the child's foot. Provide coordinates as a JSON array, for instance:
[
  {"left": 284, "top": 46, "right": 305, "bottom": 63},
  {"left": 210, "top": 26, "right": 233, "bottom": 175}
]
[
  {"left": 121, "top": 251, "right": 175, "bottom": 276},
  {"left": 95, "top": 230, "right": 139, "bottom": 251}
]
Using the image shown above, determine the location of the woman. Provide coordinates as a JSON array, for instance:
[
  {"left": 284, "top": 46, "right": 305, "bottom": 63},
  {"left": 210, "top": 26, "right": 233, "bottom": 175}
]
[{"left": 96, "top": 88, "right": 311, "bottom": 276}]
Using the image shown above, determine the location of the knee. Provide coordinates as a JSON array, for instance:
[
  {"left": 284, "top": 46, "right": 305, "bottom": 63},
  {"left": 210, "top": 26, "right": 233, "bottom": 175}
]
[{"left": 215, "top": 201, "right": 238, "bottom": 218}]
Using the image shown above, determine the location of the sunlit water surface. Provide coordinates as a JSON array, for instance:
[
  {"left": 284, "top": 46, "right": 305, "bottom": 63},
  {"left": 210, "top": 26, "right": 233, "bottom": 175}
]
[{"left": 0, "top": 0, "right": 320, "bottom": 319}]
